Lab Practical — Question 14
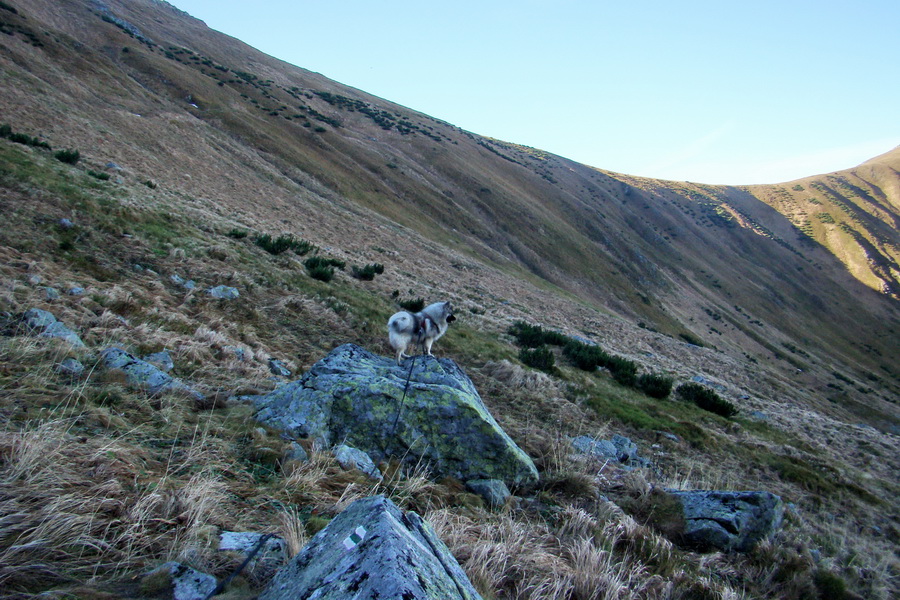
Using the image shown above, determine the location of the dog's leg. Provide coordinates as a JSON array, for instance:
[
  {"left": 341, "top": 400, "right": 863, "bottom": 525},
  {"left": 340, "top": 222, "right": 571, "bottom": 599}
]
[{"left": 424, "top": 338, "right": 434, "bottom": 356}]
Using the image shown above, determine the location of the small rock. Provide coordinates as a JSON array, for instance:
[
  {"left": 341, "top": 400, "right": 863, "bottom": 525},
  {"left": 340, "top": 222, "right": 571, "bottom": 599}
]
[
  {"left": 207, "top": 285, "right": 239, "bottom": 300},
  {"left": 42, "top": 287, "right": 60, "bottom": 301},
  {"left": 226, "top": 345, "right": 248, "bottom": 362},
  {"left": 664, "top": 489, "right": 784, "bottom": 552},
  {"left": 218, "top": 532, "right": 286, "bottom": 581},
  {"left": 749, "top": 411, "right": 768, "bottom": 421},
  {"left": 106, "top": 162, "right": 123, "bottom": 171},
  {"left": 268, "top": 358, "right": 291, "bottom": 377},
  {"left": 67, "top": 286, "right": 85, "bottom": 296},
  {"left": 27, "top": 274, "right": 43, "bottom": 285},
  {"left": 333, "top": 444, "right": 383, "bottom": 481},
  {"left": 465, "top": 479, "right": 511, "bottom": 508},
  {"left": 283, "top": 441, "right": 309, "bottom": 464},
  {"left": 58, "top": 218, "right": 75, "bottom": 230},
  {"left": 102, "top": 347, "right": 203, "bottom": 401},
  {"left": 55, "top": 358, "right": 85, "bottom": 379},
  {"left": 143, "top": 350, "right": 175, "bottom": 373},
  {"left": 22, "top": 308, "right": 86, "bottom": 347},
  {"left": 143, "top": 562, "right": 217, "bottom": 600}
]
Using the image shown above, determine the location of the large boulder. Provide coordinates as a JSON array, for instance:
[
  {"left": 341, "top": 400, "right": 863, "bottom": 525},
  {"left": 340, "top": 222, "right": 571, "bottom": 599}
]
[
  {"left": 259, "top": 495, "right": 482, "bottom": 600},
  {"left": 665, "top": 489, "right": 784, "bottom": 552},
  {"left": 253, "top": 343, "right": 537, "bottom": 487}
]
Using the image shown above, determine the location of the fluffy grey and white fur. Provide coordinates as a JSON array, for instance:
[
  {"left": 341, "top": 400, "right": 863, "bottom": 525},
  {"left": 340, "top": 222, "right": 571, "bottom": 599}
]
[{"left": 387, "top": 301, "right": 456, "bottom": 364}]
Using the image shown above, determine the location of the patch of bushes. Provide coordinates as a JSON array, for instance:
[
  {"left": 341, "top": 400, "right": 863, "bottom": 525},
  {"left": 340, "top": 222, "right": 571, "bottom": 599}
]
[
  {"left": 351, "top": 263, "right": 384, "bottom": 281},
  {"left": 562, "top": 339, "right": 610, "bottom": 370},
  {"left": 226, "top": 228, "right": 248, "bottom": 239},
  {"left": 1, "top": 125, "right": 51, "bottom": 150},
  {"left": 398, "top": 297, "right": 424, "bottom": 312},
  {"left": 507, "top": 320, "right": 569, "bottom": 348},
  {"left": 54, "top": 149, "right": 80, "bottom": 164},
  {"left": 87, "top": 170, "right": 110, "bottom": 181},
  {"left": 518, "top": 346, "right": 556, "bottom": 373},
  {"left": 304, "top": 256, "right": 345, "bottom": 282},
  {"left": 676, "top": 382, "right": 737, "bottom": 417},
  {"left": 678, "top": 332, "right": 705, "bottom": 346},
  {"left": 253, "top": 233, "right": 317, "bottom": 256},
  {"left": 636, "top": 373, "right": 674, "bottom": 399}
]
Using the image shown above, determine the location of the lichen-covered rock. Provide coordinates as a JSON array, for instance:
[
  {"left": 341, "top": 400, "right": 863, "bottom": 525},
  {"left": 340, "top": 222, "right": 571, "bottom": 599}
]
[
  {"left": 102, "top": 347, "right": 203, "bottom": 401},
  {"left": 253, "top": 343, "right": 537, "bottom": 487},
  {"left": 259, "top": 495, "right": 482, "bottom": 600},
  {"left": 55, "top": 358, "right": 85, "bottom": 379},
  {"left": 572, "top": 433, "right": 651, "bottom": 469},
  {"left": 664, "top": 489, "right": 784, "bottom": 552},
  {"left": 22, "top": 308, "right": 86, "bottom": 347}
]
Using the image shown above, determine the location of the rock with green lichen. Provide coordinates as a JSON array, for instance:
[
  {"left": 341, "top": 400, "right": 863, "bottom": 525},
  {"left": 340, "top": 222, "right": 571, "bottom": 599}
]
[{"left": 253, "top": 343, "right": 538, "bottom": 487}]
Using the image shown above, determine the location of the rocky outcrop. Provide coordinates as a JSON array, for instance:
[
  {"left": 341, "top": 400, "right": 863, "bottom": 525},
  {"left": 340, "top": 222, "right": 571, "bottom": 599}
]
[
  {"left": 665, "top": 489, "right": 784, "bottom": 552},
  {"left": 259, "top": 495, "right": 482, "bottom": 600},
  {"left": 253, "top": 344, "right": 537, "bottom": 487}
]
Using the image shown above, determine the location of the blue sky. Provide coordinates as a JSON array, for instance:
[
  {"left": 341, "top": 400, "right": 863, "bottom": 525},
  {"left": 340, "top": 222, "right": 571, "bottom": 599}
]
[{"left": 169, "top": 0, "right": 899, "bottom": 185}]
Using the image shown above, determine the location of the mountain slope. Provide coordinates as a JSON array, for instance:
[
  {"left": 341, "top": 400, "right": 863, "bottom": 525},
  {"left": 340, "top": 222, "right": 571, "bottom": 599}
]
[{"left": 1, "top": 1, "right": 899, "bottom": 598}]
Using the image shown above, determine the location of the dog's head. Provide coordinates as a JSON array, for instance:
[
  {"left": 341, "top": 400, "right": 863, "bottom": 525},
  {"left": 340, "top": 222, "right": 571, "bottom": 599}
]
[{"left": 443, "top": 301, "right": 456, "bottom": 323}]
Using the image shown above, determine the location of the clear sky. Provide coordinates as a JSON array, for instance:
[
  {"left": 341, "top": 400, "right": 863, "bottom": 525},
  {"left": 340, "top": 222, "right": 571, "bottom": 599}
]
[{"left": 169, "top": 0, "right": 899, "bottom": 185}]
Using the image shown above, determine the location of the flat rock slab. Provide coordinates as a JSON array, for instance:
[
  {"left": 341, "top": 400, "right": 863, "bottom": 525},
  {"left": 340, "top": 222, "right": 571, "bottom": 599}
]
[{"left": 259, "top": 495, "right": 482, "bottom": 600}]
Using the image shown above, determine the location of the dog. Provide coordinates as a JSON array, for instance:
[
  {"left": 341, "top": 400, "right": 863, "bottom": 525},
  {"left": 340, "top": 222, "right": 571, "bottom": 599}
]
[{"left": 387, "top": 301, "right": 456, "bottom": 364}]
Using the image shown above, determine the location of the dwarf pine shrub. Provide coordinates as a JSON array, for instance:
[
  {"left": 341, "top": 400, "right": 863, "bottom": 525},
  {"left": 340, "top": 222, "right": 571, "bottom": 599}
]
[
  {"left": 398, "top": 297, "right": 424, "bottom": 312},
  {"left": 351, "top": 263, "right": 385, "bottom": 281},
  {"left": 54, "top": 149, "right": 80, "bottom": 164},
  {"left": 676, "top": 382, "right": 737, "bottom": 417},
  {"left": 519, "top": 346, "right": 555, "bottom": 373},
  {"left": 253, "top": 233, "right": 317, "bottom": 256},
  {"left": 636, "top": 373, "right": 674, "bottom": 399},
  {"left": 508, "top": 321, "right": 568, "bottom": 348},
  {"left": 304, "top": 256, "right": 345, "bottom": 281},
  {"left": 562, "top": 340, "right": 610, "bottom": 371}
]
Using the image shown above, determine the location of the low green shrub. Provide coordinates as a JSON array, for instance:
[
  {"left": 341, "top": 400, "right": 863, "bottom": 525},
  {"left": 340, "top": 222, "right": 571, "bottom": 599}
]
[
  {"left": 254, "top": 233, "right": 317, "bottom": 256},
  {"left": 608, "top": 355, "right": 638, "bottom": 386},
  {"left": 507, "top": 320, "right": 568, "bottom": 348},
  {"left": 676, "top": 382, "right": 737, "bottom": 417},
  {"left": 227, "top": 228, "right": 248, "bottom": 239},
  {"left": 87, "top": 170, "right": 110, "bottom": 181},
  {"left": 562, "top": 339, "right": 609, "bottom": 371},
  {"left": 351, "top": 263, "right": 385, "bottom": 281},
  {"left": 519, "top": 346, "right": 555, "bottom": 373},
  {"left": 636, "top": 373, "right": 674, "bottom": 398},
  {"left": 303, "top": 256, "right": 345, "bottom": 281},
  {"left": 54, "top": 149, "right": 80, "bottom": 164},
  {"left": 398, "top": 297, "right": 424, "bottom": 312}
]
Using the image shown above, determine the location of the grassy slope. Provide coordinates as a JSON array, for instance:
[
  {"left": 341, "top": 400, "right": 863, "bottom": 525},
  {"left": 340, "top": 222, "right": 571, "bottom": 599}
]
[{"left": 0, "top": 0, "right": 898, "bottom": 598}]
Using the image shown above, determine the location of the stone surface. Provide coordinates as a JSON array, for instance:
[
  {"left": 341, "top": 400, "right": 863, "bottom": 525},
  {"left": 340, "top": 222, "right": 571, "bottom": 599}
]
[
  {"left": 665, "top": 489, "right": 784, "bottom": 552},
  {"left": 55, "top": 358, "right": 85, "bottom": 379},
  {"left": 218, "top": 531, "right": 286, "bottom": 581},
  {"left": 101, "top": 347, "right": 203, "bottom": 400},
  {"left": 268, "top": 358, "right": 291, "bottom": 377},
  {"left": 143, "top": 350, "right": 175, "bottom": 373},
  {"left": 572, "top": 434, "right": 651, "bottom": 469},
  {"left": 146, "top": 562, "right": 216, "bottom": 600},
  {"left": 333, "top": 444, "right": 383, "bottom": 481},
  {"left": 207, "top": 285, "right": 239, "bottom": 299},
  {"left": 253, "top": 343, "right": 537, "bottom": 487},
  {"left": 259, "top": 495, "right": 482, "bottom": 600},
  {"left": 22, "top": 308, "right": 86, "bottom": 347},
  {"left": 465, "top": 479, "right": 511, "bottom": 508}
]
